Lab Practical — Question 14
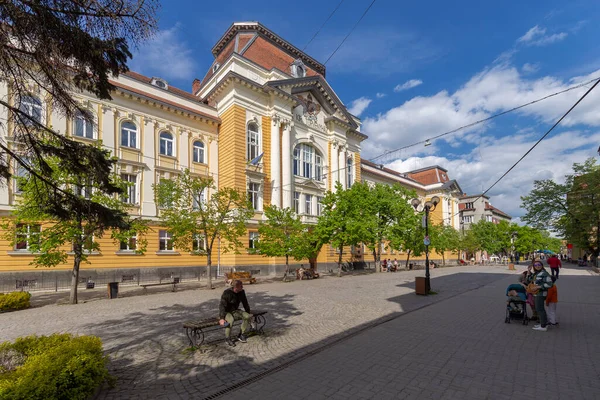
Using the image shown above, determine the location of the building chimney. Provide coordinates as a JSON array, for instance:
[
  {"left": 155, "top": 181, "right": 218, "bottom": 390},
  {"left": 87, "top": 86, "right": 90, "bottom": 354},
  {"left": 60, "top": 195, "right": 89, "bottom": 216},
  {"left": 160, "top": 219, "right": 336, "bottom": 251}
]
[{"left": 192, "top": 78, "right": 201, "bottom": 96}]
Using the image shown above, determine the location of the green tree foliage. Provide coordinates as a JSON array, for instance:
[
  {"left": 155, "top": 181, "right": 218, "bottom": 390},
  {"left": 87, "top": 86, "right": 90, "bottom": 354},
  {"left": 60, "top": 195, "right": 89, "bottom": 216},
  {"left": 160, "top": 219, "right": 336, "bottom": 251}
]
[
  {"left": 360, "top": 183, "right": 418, "bottom": 271},
  {"left": 153, "top": 170, "right": 253, "bottom": 289},
  {"left": 254, "top": 205, "right": 315, "bottom": 281},
  {"left": 315, "top": 182, "right": 369, "bottom": 276},
  {"left": 0, "top": 0, "right": 158, "bottom": 221},
  {"left": 521, "top": 158, "right": 600, "bottom": 260},
  {"left": 430, "top": 224, "right": 461, "bottom": 265},
  {"left": 3, "top": 142, "right": 147, "bottom": 304},
  {"left": 389, "top": 223, "right": 425, "bottom": 269}
]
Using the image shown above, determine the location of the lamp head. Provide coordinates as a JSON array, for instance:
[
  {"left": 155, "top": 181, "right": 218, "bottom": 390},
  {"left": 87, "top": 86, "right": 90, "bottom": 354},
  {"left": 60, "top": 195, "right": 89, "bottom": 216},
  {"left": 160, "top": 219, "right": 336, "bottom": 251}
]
[
  {"left": 411, "top": 198, "right": 421, "bottom": 210},
  {"left": 431, "top": 196, "right": 440, "bottom": 206}
]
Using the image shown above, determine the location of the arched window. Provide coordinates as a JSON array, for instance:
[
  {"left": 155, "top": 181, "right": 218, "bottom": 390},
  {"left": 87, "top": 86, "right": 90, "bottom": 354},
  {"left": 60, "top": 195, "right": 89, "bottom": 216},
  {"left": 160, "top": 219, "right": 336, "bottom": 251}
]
[
  {"left": 18, "top": 95, "right": 42, "bottom": 125},
  {"left": 74, "top": 110, "right": 95, "bottom": 139},
  {"left": 159, "top": 131, "right": 174, "bottom": 156},
  {"left": 120, "top": 121, "right": 137, "bottom": 148},
  {"left": 192, "top": 140, "right": 205, "bottom": 163},
  {"left": 346, "top": 157, "right": 354, "bottom": 187},
  {"left": 247, "top": 122, "right": 260, "bottom": 162},
  {"left": 293, "top": 143, "right": 323, "bottom": 180}
]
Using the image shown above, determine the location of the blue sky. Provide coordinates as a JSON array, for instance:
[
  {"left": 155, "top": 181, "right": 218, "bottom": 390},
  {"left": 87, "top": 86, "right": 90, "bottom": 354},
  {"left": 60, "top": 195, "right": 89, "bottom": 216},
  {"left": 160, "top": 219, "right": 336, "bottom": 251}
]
[{"left": 129, "top": 0, "right": 600, "bottom": 221}]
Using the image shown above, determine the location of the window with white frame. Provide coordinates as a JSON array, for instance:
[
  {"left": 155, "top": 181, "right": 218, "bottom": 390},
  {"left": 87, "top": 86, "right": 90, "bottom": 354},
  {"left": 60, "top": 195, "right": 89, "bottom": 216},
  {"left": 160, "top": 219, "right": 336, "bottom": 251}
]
[
  {"left": 158, "top": 230, "right": 174, "bottom": 251},
  {"left": 18, "top": 95, "right": 42, "bottom": 125},
  {"left": 305, "top": 194, "right": 312, "bottom": 215},
  {"left": 73, "top": 233, "right": 94, "bottom": 252},
  {"left": 248, "top": 182, "right": 260, "bottom": 210},
  {"left": 193, "top": 234, "right": 206, "bottom": 252},
  {"left": 317, "top": 196, "right": 323, "bottom": 216},
  {"left": 486, "top": 215, "right": 493, "bottom": 222},
  {"left": 294, "top": 191, "right": 300, "bottom": 214},
  {"left": 121, "top": 121, "right": 138, "bottom": 148},
  {"left": 293, "top": 143, "right": 323, "bottom": 180},
  {"left": 74, "top": 181, "right": 93, "bottom": 199},
  {"left": 247, "top": 122, "right": 260, "bottom": 162},
  {"left": 193, "top": 140, "right": 205, "bottom": 163},
  {"left": 159, "top": 131, "right": 174, "bottom": 156},
  {"left": 192, "top": 188, "right": 207, "bottom": 210},
  {"left": 120, "top": 173, "right": 137, "bottom": 204},
  {"left": 346, "top": 157, "right": 353, "bottom": 187},
  {"left": 74, "top": 111, "right": 94, "bottom": 139},
  {"left": 464, "top": 202, "right": 474, "bottom": 209},
  {"left": 120, "top": 235, "right": 137, "bottom": 251},
  {"left": 15, "top": 224, "right": 40, "bottom": 251},
  {"left": 249, "top": 231, "right": 259, "bottom": 249},
  {"left": 13, "top": 159, "right": 30, "bottom": 194},
  {"left": 462, "top": 215, "right": 473, "bottom": 223}
]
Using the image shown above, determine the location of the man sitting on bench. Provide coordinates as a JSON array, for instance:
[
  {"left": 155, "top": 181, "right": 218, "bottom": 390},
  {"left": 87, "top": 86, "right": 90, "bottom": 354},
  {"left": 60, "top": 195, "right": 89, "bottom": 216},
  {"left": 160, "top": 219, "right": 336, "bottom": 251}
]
[{"left": 219, "top": 280, "right": 253, "bottom": 347}]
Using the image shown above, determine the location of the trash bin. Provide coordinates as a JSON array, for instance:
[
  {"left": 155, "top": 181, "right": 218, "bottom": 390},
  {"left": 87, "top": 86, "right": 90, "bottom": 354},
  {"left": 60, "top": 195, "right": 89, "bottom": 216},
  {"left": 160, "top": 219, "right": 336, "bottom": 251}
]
[
  {"left": 508, "top": 263, "right": 515, "bottom": 271},
  {"left": 86, "top": 281, "right": 95, "bottom": 289},
  {"left": 108, "top": 282, "right": 119, "bottom": 299},
  {"left": 415, "top": 276, "right": 427, "bottom": 295}
]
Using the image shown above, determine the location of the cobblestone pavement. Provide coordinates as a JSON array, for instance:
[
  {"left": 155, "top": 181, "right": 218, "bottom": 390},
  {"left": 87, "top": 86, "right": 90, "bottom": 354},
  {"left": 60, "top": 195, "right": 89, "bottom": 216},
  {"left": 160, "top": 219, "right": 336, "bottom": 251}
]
[{"left": 1, "top": 264, "right": 598, "bottom": 399}]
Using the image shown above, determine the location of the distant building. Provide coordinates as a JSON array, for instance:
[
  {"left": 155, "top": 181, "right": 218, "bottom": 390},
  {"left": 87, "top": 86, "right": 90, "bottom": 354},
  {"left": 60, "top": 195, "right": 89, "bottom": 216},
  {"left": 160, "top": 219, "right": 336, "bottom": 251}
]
[{"left": 458, "top": 194, "right": 512, "bottom": 231}]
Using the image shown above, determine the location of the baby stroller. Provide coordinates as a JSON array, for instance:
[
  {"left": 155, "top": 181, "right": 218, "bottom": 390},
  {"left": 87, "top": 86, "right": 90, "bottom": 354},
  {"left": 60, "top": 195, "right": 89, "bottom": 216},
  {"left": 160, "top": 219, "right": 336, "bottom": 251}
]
[{"left": 504, "top": 283, "right": 528, "bottom": 325}]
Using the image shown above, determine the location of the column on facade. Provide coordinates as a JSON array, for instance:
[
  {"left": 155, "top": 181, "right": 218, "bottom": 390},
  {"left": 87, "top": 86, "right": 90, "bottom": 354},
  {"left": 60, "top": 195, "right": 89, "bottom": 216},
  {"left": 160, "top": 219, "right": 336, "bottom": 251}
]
[
  {"left": 339, "top": 144, "right": 347, "bottom": 190},
  {"left": 270, "top": 116, "right": 281, "bottom": 207},
  {"left": 330, "top": 141, "right": 339, "bottom": 191},
  {"left": 281, "top": 122, "right": 292, "bottom": 208}
]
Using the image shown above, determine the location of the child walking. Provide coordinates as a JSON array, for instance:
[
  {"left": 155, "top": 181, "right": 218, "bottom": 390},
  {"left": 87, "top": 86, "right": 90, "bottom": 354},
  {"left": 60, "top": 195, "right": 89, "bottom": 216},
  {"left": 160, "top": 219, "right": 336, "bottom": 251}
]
[{"left": 546, "top": 276, "right": 558, "bottom": 326}]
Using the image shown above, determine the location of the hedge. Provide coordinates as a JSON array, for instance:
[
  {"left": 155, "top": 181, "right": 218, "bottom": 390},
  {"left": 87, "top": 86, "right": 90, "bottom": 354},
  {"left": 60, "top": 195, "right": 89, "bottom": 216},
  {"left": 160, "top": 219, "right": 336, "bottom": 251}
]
[
  {"left": 0, "top": 333, "right": 110, "bottom": 400},
  {"left": 0, "top": 292, "right": 31, "bottom": 312}
]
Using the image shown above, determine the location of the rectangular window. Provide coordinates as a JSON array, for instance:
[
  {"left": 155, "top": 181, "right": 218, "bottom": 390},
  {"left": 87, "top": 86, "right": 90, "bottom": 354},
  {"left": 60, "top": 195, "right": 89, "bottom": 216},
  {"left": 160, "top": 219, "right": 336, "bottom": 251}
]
[
  {"left": 486, "top": 215, "right": 493, "bottom": 222},
  {"left": 247, "top": 126, "right": 260, "bottom": 161},
  {"left": 317, "top": 196, "right": 323, "bottom": 216},
  {"left": 465, "top": 202, "right": 474, "bottom": 209},
  {"left": 74, "top": 183, "right": 93, "bottom": 199},
  {"left": 192, "top": 188, "right": 206, "bottom": 210},
  {"left": 462, "top": 216, "right": 473, "bottom": 223},
  {"left": 73, "top": 234, "right": 94, "bottom": 252},
  {"left": 193, "top": 234, "right": 205, "bottom": 252},
  {"left": 302, "top": 146, "right": 312, "bottom": 178},
  {"left": 305, "top": 194, "right": 312, "bottom": 215},
  {"left": 293, "top": 147, "right": 300, "bottom": 176},
  {"left": 248, "top": 182, "right": 260, "bottom": 210},
  {"left": 13, "top": 159, "right": 30, "bottom": 194},
  {"left": 249, "top": 231, "right": 259, "bottom": 249},
  {"left": 75, "top": 114, "right": 94, "bottom": 139},
  {"left": 15, "top": 224, "right": 40, "bottom": 251},
  {"left": 120, "top": 235, "right": 137, "bottom": 251},
  {"left": 315, "top": 155, "right": 322, "bottom": 180},
  {"left": 120, "top": 174, "right": 137, "bottom": 205},
  {"left": 347, "top": 158, "right": 353, "bottom": 188},
  {"left": 159, "top": 230, "right": 173, "bottom": 251},
  {"left": 294, "top": 191, "right": 300, "bottom": 214}
]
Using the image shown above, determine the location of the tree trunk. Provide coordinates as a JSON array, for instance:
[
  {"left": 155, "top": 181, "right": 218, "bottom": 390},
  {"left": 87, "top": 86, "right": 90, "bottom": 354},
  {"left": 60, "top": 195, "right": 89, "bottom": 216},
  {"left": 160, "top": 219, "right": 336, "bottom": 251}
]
[
  {"left": 69, "top": 254, "right": 81, "bottom": 304},
  {"left": 206, "top": 251, "right": 213, "bottom": 289},
  {"left": 372, "top": 248, "right": 377, "bottom": 272},
  {"left": 442, "top": 252, "right": 446, "bottom": 266},
  {"left": 405, "top": 249, "right": 412, "bottom": 269},
  {"left": 376, "top": 242, "right": 381, "bottom": 273},
  {"left": 283, "top": 254, "right": 290, "bottom": 282},
  {"left": 337, "top": 244, "right": 343, "bottom": 277}
]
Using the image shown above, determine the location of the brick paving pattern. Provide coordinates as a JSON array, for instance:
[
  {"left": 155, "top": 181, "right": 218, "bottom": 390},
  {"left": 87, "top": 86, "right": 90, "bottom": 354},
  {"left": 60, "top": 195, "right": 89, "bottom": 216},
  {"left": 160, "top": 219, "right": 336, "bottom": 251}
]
[{"left": 1, "top": 264, "right": 598, "bottom": 399}]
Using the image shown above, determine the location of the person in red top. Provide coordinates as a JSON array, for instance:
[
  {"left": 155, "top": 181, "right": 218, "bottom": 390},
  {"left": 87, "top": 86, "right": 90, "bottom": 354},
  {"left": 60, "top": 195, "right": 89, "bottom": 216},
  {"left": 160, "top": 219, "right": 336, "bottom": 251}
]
[{"left": 547, "top": 254, "right": 562, "bottom": 279}]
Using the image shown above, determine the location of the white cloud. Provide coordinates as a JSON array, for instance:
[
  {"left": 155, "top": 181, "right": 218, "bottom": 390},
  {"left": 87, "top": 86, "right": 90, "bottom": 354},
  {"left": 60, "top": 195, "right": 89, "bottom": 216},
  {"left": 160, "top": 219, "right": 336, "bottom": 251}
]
[
  {"left": 130, "top": 24, "right": 196, "bottom": 81},
  {"left": 376, "top": 93, "right": 387, "bottom": 99},
  {"left": 348, "top": 97, "right": 372, "bottom": 116},
  {"left": 522, "top": 63, "right": 540, "bottom": 74},
  {"left": 517, "top": 25, "right": 567, "bottom": 46},
  {"left": 394, "top": 79, "right": 423, "bottom": 92}
]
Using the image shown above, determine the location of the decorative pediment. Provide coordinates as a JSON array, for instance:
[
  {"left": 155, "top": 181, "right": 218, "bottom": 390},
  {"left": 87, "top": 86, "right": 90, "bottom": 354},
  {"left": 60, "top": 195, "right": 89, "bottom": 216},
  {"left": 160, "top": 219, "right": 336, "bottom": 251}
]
[
  {"left": 294, "top": 177, "right": 325, "bottom": 191},
  {"left": 267, "top": 76, "right": 358, "bottom": 129}
]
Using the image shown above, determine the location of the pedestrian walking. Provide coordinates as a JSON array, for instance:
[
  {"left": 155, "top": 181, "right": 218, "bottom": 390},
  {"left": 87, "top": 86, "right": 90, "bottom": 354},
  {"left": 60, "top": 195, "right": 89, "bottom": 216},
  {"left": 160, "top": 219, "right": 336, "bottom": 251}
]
[
  {"left": 547, "top": 254, "right": 562, "bottom": 279},
  {"left": 526, "top": 259, "right": 554, "bottom": 332},
  {"left": 546, "top": 277, "right": 559, "bottom": 326}
]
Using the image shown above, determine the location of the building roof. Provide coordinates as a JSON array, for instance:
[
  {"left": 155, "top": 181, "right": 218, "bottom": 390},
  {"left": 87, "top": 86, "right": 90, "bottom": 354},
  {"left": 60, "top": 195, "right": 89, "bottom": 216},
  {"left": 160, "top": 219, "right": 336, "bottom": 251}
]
[
  {"left": 404, "top": 165, "right": 448, "bottom": 174},
  {"left": 459, "top": 193, "right": 490, "bottom": 200},
  {"left": 485, "top": 204, "right": 512, "bottom": 219},
  {"left": 211, "top": 22, "right": 326, "bottom": 76}
]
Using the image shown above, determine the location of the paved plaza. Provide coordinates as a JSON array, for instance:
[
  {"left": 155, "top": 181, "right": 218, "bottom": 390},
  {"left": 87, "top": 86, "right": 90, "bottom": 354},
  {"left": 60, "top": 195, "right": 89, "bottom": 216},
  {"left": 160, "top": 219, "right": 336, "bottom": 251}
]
[{"left": 1, "top": 264, "right": 599, "bottom": 400}]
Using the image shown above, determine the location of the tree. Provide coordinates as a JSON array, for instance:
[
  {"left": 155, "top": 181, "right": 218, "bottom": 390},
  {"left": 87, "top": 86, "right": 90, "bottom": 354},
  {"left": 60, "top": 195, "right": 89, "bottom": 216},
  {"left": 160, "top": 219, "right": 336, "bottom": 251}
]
[
  {"left": 430, "top": 224, "right": 461, "bottom": 266},
  {"left": 389, "top": 223, "right": 425, "bottom": 269},
  {"left": 315, "top": 183, "right": 368, "bottom": 277},
  {"left": 521, "top": 158, "right": 600, "bottom": 261},
  {"left": 2, "top": 140, "right": 147, "bottom": 304},
  {"left": 469, "top": 220, "right": 503, "bottom": 255},
  {"left": 360, "top": 183, "right": 417, "bottom": 272},
  {"left": 254, "top": 205, "right": 314, "bottom": 282},
  {"left": 154, "top": 170, "right": 254, "bottom": 289},
  {"left": 0, "top": 0, "right": 158, "bottom": 221}
]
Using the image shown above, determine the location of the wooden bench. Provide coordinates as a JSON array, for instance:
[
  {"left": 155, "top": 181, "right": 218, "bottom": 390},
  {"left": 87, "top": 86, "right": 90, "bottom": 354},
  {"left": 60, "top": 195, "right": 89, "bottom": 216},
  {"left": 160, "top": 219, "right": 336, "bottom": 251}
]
[
  {"left": 183, "top": 310, "right": 268, "bottom": 347},
  {"left": 295, "top": 267, "right": 320, "bottom": 280},
  {"left": 225, "top": 271, "right": 256, "bottom": 287},
  {"left": 141, "top": 277, "right": 180, "bottom": 293}
]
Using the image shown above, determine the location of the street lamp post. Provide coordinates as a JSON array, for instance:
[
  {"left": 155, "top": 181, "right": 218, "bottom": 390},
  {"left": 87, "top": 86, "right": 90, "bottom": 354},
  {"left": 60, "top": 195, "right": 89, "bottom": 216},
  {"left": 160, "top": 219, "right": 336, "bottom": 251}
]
[{"left": 411, "top": 195, "right": 440, "bottom": 294}]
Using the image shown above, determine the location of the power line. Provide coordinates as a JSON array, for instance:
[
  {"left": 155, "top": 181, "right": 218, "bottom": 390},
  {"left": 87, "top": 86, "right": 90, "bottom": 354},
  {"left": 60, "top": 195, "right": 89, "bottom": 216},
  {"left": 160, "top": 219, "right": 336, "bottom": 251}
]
[
  {"left": 301, "top": 0, "right": 346, "bottom": 52},
  {"left": 370, "top": 76, "right": 600, "bottom": 163},
  {"left": 323, "top": 0, "right": 377, "bottom": 65},
  {"left": 442, "top": 77, "right": 600, "bottom": 224}
]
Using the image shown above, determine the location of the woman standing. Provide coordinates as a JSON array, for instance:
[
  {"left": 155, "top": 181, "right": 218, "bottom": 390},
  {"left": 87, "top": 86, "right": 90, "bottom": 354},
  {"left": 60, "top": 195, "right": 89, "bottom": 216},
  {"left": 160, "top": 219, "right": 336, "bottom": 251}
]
[{"left": 527, "top": 259, "right": 554, "bottom": 332}]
